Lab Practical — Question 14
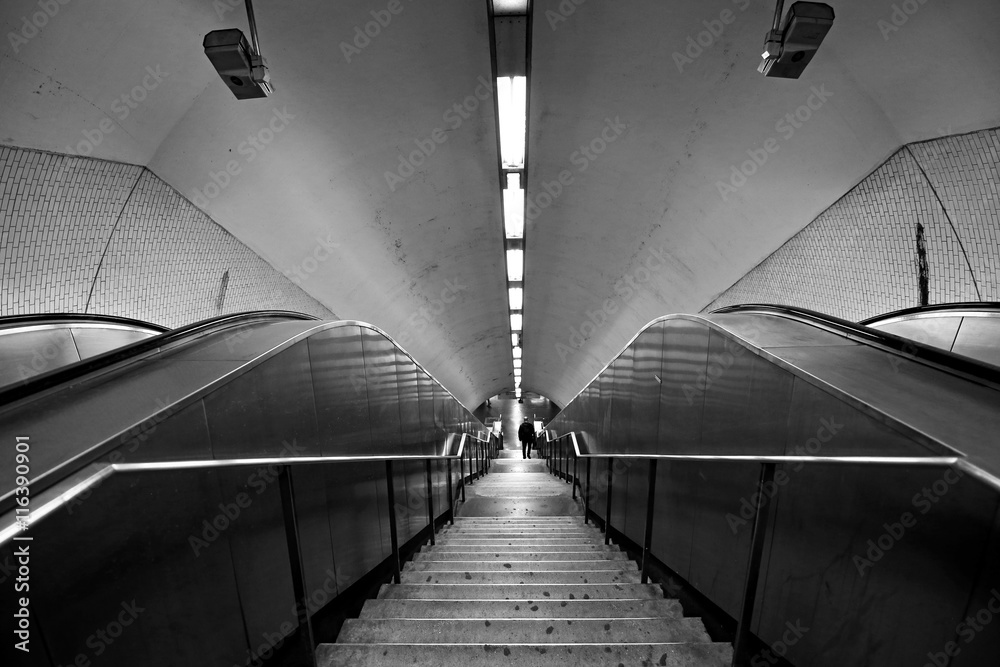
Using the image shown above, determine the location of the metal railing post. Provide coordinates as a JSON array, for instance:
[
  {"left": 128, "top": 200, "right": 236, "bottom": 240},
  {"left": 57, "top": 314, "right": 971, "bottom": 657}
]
[
  {"left": 384, "top": 460, "right": 401, "bottom": 584},
  {"left": 425, "top": 459, "right": 435, "bottom": 545},
  {"left": 584, "top": 457, "right": 592, "bottom": 524},
  {"left": 641, "top": 459, "right": 658, "bottom": 584},
  {"left": 732, "top": 462, "right": 777, "bottom": 666},
  {"left": 447, "top": 457, "right": 454, "bottom": 524},
  {"left": 605, "top": 456, "right": 614, "bottom": 545},
  {"left": 573, "top": 450, "right": 579, "bottom": 500},
  {"left": 459, "top": 443, "right": 467, "bottom": 501},
  {"left": 278, "top": 466, "right": 315, "bottom": 663}
]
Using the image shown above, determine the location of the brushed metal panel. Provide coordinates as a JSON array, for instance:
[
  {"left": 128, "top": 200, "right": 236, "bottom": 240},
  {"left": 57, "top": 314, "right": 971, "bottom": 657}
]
[
  {"left": 291, "top": 464, "right": 339, "bottom": 607},
  {"left": 215, "top": 465, "right": 297, "bottom": 647},
  {"left": 70, "top": 326, "right": 156, "bottom": 359},
  {"left": 360, "top": 330, "right": 403, "bottom": 453},
  {"left": 952, "top": 316, "right": 1000, "bottom": 367},
  {"left": 203, "top": 342, "right": 320, "bottom": 457},
  {"left": 0, "top": 327, "right": 80, "bottom": 387},
  {"left": 23, "top": 470, "right": 249, "bottom": 666},
  {"left": 657, "top": 320, "right": 710, "bottom": 453},
  {"left": 308, "top": 325, "right": 372, "bottom": 454},
  {"left": 629, "top": 327, "right": 664, "bottom": 455},
  {"left": 683, "top": 461, "right": 758, "bottom": 618},
  {"left": 756, "top": 464, "right": 996, "bottom": 666},
  {"left": 950, "top": 497, "right": 1000, "bottom": 667},
  {"left": 400, "top": 459, "right": 429, "bottom": 542},
  {"left": 699, "top": 329, "right": 759, "bottom": 455},
  {"left": 650, "top": 461, "right": 696, "bottom": 582},
  {"left": 610, "top": 348, "right": 634, "bottom": 453},
  {"left": 597, "top": 362, "right": 615, "bottom": 450},
  {"left": 610, "top": 454, "right": 630, "bottom": 532},
  {"left": 743, "top": 354, "right": 795, "bottom": 450},
  {"left": 622, "top": 457, "right": 649, "bottom": 546},
  {"left": 395, "top": 349, "right": 422, "bottom": 450},
  {"left": 111, "top": 399, "right": 213, "bottom": 463},
  {"left": 784, "top": 376, "right": 927, "bottom": 458},
  {"left": 328, "top": 462, "right": 388, "bottom": 590},
  {"left": 869, "top": 316, "right": 962, "bottom": 351},
  {"left": 417, "top": 371, "right": 439, "bottom": 452}
]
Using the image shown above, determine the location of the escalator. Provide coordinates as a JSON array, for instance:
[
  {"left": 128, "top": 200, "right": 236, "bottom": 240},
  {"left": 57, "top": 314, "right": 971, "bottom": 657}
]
[{"left": 3, "top": 306, "right": 999, "bottom": 666}]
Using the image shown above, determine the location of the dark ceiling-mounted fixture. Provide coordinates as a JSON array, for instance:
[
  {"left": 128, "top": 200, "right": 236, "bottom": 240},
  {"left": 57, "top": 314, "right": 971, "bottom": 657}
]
[
  {"left": 203, "top": 0, "right": 272, "bottom": 99},
  {"left": 758, "top": 1, "right": 835, "bottom": 79}
]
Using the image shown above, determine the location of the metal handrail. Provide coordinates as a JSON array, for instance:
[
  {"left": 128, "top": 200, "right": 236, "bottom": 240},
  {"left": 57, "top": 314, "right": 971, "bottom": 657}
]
[{"left": 540, "top": 430, "right": 995, "bottom": 667}]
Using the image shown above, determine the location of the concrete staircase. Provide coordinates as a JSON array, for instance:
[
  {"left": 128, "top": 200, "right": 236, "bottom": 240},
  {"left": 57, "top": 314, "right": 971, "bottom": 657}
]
[{"left": 318, "top": 513, "right": 733, "bottom": 665}]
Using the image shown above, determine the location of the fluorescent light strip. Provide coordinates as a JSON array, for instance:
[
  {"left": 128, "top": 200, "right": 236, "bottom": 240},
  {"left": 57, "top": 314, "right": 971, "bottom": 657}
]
[
  {"left": 510, "top": 313, "right": 522, "bottom": 331},
  {"left": 506, "top": 249, "right": 523, "bottom": 281},
  {"left": 497, "top": 77, "right": 526, "bottom": 169},
  {"left": 504, "top": 173, "right": 524, "bottom": 239},
  {"left": 509, "top": 287, "right": 523, "bottom": 310},
  {"left": 512, "top": 346, "right": 522, "bottom": 359}
]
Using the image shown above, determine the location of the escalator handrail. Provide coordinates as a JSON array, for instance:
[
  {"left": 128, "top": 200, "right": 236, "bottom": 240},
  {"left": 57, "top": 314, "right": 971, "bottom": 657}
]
[
  {"left": 711, "top": 303, "right": 1000, "bottom": 388},
  {"left": 858, "top": 301, "right": 1000, "bottom": 325},
  {"left": 0, "top": 437, "right": 472, "bottom": 546},
  {"left": 544, "top": 431, "right": 1000, "bottom": 492},
  {"left": 0, "top": 310, "right": 318, "bottom": 407},
  {"left": 0, "top": 312, "right": 170, "bottom": 333}
]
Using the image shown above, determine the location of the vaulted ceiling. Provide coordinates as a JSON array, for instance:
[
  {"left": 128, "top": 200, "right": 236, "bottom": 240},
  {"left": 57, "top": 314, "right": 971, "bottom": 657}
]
[{"left": 2, "top": 0, "right": 999, "bottom": 409}]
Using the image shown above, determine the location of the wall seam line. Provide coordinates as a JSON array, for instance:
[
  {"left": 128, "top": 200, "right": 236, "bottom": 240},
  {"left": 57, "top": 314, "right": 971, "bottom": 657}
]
[{"left": 83, "top": 167, "right": 146, "bottom": 313}]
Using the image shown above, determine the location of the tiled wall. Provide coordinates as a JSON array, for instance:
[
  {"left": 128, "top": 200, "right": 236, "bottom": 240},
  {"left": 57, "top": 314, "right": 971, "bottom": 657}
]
[
  {"left": 1, "top": 146, "right": 335, "bottom": 328},
  {"left": 704, "top": 128, "right": 1000, "bottom": 320}
]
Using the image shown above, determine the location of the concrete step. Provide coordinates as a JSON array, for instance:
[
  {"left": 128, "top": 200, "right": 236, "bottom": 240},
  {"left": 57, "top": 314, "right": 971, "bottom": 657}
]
[
  {"left": 437, "top": 538, "right": 607, "bottom": 545},
  {"left": 358, "top": 598, "right": 684, "bottom": 619},
  {"left": 426, "top": 544, "right": 619, "bottom": 553},
  {"left": 376, "top": 583, "right": 663, "bottom": 600},
  {"left": 400, "top": 570, "right": 641, "bottom": 585},
  {"left": 439, "top": 531, "right": 598, "bottom": 539},
  {"left": 317, "top": 642, "right": 734, "bottom": 666},
  {"left": 338, "top": 617, "right": 711, "bottom": 644},
  {"left": 404, "top": 560, "right": 637, "bottom": 572},
  {"left": 414, "top": 550, "right": 630, "bottom": 561}
]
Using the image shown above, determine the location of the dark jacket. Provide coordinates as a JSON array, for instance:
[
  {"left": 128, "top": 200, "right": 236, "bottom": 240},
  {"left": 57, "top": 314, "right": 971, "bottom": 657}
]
[{"left": 517, "top": 422, "right": 534, "bottom": 443}]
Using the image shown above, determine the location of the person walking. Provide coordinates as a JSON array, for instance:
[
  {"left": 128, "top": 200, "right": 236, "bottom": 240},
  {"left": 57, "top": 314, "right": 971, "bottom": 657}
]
[{"left": 517, "top": 416, "right": 535, "bottom": 460}]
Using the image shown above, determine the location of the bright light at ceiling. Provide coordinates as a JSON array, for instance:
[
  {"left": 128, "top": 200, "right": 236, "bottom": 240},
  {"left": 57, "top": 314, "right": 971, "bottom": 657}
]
[
  {"left": 509, "top": 287, "right": 523, "bottom": 310},
  {"left": 511, "top": 334, "right": 519, "bottom": 346},
  {"left": 510, "top": 313, "right": 522, "bottom": 331},
  {"left": 512, "top": 346, "right": 522, "bottom": 359},
  {"left": 497, "top": 76, "right": 526, "bottom": 169},
  {"left": 515, "top": 387, "right": 522, "bottom": 397},
  {"left": 503, "top": 173, "right": 524, "bottom": 239},
  {"left": 513, "top": 359, "right": 522, "bottom": 369},
  {"left": 506, "top": 249, "right": 523, "bottom": 281}
]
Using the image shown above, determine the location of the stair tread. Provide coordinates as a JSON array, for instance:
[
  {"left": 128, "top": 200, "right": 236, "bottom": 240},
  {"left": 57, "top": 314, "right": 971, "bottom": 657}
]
[
  {"left": 358, "top": 599, "right": 684, "bottom": 619},
  {"left": 400, "top": 570, "right": 641, "bottom": 585},
  {"left": 405, "top": 560, "right": 637, "bottom": 571},
  {"left": 377, "top": 583, "right": 665, "bottom": 600}
]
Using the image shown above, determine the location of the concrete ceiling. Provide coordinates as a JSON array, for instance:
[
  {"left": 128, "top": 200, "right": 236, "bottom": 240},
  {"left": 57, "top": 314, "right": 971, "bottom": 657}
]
[{"left": 2, "top": 0, "right": 999, "bottom": 409}]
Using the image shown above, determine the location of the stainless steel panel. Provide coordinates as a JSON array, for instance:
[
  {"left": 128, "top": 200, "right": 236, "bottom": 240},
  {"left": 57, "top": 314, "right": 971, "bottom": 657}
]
[
  {"left": 328, "top": 461, "right": 389, "bottom": 589},
  {"left": 360, "top": 330, "right": 403, "bottom": 452},
  {"left": 952, "top": 316, "right": 1000, "bottom": 367},
  {"left": 291, "top": 464, "right": 339, "bottom": 606},
  {"left": 203, "top": 341, "right": 320, "bottom": 457},
  {"left": 417, "top": 371, "right": 438, "bottom": 452},
  {"left": 710, "top": 312, "right": 858, "bottom": 348},
  {"left": 0, "top": 327, "right": 80, "bottom": 387},
  {"left": 70, "top": 326, "right": 157, "bottom": 359},
  {"left": 597, "top": 362, "right": 615, "bottom": 449},
  {"left": 610, "top": 348, "right": 634, "bottom": 453},
  {"left": 215, "top": 466, "right": 297, "bottom": 647},
  {"left": 111, "top": 400, "right": 213, "bottom": 463},
  {"left": 308, "top": 325, "right": 372, "bottom": 454},
  {"left": 951, "top": 497, "right": 1000, "bottom": 667},
  {"left": 699, "top": 329, "right": 761, "bottom": 455},
  {"left": 23, "top": 470, "right": 249, "bottom": 666},
  {"left": 756, "top": 464, "right": 996, "bottom": 666},
  {"left": 395, "top": 350, "right": 422, "bottom": 450},
  {"left": 622, "top": 457, "right": 648, "bottom": 546},
  {"left": 629, "top": 326, "right": 664, "bottom": 455},
  {"left": 656, "top": 319, "right": 710, "bottom": 453},
  {"left": 650, "top": 461, "right": 696, "bottom": 581},
  {"left": 784, "top": 376, "right": 926, "bottom": 457},
  {"left": 869, "top": 316, "right": 962, "bottom": 351},
  {"left": 743, "top": 354, "right": 795, "bottom": 449}
]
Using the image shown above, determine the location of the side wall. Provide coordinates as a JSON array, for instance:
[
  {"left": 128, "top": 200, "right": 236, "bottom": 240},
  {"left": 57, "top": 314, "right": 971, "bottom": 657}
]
[
  {"left": 704, "top": 128, "right": 1000, "bottom": 319},
  {"left": 1, "top": 146, "right": 335, "bottom": 327}
]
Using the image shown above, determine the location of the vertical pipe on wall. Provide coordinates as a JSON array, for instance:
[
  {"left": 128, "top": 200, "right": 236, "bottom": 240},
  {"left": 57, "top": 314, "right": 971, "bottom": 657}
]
[{"left": 584, "top": 457, "right": 592, "bottom": 525}]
